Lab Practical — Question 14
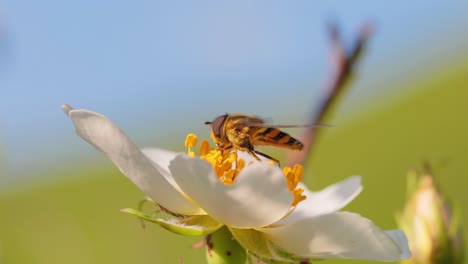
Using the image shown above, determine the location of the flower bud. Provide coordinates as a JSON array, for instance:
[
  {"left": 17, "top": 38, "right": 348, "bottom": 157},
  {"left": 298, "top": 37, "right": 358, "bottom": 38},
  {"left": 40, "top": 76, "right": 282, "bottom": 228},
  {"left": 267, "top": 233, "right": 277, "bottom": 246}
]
[
  {"left": 397, "top": 170, "right": 464, "bottom": 264},
  {"left": 206, "top": 227, "right": 246, "bottom": 264}
]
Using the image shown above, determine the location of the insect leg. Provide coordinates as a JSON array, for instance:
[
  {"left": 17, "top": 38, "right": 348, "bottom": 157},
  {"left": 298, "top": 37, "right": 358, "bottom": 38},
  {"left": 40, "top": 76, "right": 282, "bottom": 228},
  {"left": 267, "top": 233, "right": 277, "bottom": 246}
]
[
  {"left": 253, "top": 150, "right": 280, "bottom": 166},
  {"left": 218, "top": 145, "right": 232, "bottom": 155},
  {"left": 245, "top": 149, "right": 261, "bottom": 162}
]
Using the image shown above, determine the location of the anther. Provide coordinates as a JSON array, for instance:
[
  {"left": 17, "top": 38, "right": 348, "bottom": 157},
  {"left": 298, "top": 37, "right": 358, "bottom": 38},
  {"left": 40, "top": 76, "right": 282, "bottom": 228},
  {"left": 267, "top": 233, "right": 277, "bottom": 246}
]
[
  {"left": 185, "top": 133, "right": 198, "bottom": 148},
  {"left": 199, "top": 140, "right": 211, "bottom": 156}
]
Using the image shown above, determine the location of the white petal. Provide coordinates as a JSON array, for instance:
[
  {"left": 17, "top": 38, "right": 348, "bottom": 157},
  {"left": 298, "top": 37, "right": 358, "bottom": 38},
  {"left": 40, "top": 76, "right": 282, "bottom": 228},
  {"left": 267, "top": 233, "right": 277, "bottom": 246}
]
[
  {"left": 62, "top": 105, "right": 204, "bottom": 215},
  {"left": 141, "top": 147, "right": 178, "bottom": 171},
  {"left": 141, "top": 148, "right": 181, "bottom": 190},
  {"left": 278, "top": 176, "right": 362, "bottom": 224},
  {"left": 141, "top": 148, "right": 202, "bottom": 206},
  {"left": 384, "top": 230, "right": 412, "bottom": 259},
  {"left": 169, "top": 154, "right": 294, "bottom": 228},
  {"left": 261, "top": 212, "right": 410, "bottom": 261}
]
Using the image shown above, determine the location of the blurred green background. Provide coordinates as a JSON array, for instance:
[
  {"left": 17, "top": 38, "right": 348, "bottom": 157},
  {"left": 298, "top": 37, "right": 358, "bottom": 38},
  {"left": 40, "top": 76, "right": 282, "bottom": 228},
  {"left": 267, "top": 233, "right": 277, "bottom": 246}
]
[{"left": 1, "top": 1, "right": 467, "bottom": 263}]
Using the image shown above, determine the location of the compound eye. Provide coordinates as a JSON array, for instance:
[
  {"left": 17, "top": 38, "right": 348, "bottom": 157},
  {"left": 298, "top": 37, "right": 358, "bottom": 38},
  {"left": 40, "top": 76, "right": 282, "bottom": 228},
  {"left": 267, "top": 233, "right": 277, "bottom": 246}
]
[{"left": 212, "top": 115, "right": 227, "bottom": 138}]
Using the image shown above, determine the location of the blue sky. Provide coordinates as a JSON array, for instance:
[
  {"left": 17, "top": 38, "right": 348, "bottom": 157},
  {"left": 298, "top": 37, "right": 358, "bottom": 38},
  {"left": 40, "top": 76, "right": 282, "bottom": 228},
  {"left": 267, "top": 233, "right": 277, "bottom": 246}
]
[{"left": 1, "top": 1, "right": 467, "bottom": 184}]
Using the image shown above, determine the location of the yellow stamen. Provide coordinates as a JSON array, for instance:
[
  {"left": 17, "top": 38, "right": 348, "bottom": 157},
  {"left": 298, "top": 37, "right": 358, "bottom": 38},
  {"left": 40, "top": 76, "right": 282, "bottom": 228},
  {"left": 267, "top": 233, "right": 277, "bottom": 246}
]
[
  {"left": 282, "top": 164, "right": 307, "bottom": 206},
  {"left": 183, "top": 134, "right": 307, "bottom": 206},
  {"left": 291, "top": 188, "right": 306, "bottom": 207},
  {"left": 291, "top": 164, "right": 304, "bottom": 188},
  {"left": 236, "top": 158, "right": 245, "bottom": 172},
  {"left": 199, "top": 140, "right": 211, "bottom": 156},
  {"left": 185, "top": 133, "right": 198, "bottom": 157},
  {"left": 185, "top": 133, "right": 198, "bottom": 148}
]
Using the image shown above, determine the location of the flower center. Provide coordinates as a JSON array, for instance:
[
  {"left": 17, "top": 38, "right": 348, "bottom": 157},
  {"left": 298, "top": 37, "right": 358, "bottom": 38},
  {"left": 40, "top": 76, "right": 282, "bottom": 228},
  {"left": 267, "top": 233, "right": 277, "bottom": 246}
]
[{"left": 184, "top": 134, "right": 306, "bottom": 206}]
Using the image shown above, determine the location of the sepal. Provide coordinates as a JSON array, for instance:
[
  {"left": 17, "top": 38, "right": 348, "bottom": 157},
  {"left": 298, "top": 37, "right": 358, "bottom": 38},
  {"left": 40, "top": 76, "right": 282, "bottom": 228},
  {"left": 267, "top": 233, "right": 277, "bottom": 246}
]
[
  {"left": 229, "top": 228, "right": 308, "bottom": 263},
  {"left": 120, "top": 208, "right": 222, "bottom": 236}
]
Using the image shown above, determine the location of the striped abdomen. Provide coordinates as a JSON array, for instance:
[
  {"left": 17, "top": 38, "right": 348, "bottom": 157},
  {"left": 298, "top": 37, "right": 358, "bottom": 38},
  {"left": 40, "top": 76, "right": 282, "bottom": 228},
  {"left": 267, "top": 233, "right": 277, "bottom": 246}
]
[{"left": 251, "top": 127, "right": 304, "bottom": 150}]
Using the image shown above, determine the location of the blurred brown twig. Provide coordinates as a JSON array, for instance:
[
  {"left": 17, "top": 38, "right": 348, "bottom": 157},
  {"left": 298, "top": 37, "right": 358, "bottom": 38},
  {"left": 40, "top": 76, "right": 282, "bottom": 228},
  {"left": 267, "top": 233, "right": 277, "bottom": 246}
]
[{"left": 286, "top": 21, "right": 374, "bottom": 167}]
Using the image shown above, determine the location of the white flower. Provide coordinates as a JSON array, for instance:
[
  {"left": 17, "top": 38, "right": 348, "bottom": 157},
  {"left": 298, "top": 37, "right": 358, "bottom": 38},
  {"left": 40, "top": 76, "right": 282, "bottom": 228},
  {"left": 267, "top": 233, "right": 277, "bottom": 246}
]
[{"left": 62, "top": 104, "right": 411, "bottom": 262}]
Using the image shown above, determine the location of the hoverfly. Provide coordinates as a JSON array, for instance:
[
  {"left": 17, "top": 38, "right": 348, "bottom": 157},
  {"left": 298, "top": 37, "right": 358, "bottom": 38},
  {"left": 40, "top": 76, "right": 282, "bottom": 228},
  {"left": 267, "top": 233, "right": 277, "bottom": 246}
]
[{"left": 205, "top": 114, "right": 324, "bottom": 165}]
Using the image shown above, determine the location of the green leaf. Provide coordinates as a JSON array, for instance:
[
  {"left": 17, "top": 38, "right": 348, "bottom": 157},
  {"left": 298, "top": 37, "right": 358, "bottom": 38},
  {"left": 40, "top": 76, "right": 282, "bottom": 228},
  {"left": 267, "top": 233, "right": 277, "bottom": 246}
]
[{"left": 120, "top": 208, "right": 222, "bottom": 236}]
